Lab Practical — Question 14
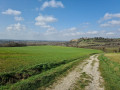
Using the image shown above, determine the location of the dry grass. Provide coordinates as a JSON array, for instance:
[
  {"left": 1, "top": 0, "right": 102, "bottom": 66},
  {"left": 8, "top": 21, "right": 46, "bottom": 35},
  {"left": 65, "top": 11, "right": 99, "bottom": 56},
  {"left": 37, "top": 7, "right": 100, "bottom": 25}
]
[{"left": 105, "top": 53, "right": 120, "bottom": 63}]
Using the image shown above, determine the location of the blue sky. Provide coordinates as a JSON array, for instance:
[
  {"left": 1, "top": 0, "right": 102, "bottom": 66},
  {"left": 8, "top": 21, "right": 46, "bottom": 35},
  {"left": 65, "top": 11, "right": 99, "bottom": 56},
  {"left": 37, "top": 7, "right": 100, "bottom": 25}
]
[{"left": 0, "top": 0, "right": 120, "bottom": 40}]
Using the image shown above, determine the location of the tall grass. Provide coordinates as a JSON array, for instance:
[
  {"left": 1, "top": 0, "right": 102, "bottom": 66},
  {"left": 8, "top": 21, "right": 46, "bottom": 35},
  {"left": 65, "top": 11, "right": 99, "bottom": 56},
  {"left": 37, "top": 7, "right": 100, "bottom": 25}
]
[{"left": 99, "top": 54, "right": 120, "bottom": 90}]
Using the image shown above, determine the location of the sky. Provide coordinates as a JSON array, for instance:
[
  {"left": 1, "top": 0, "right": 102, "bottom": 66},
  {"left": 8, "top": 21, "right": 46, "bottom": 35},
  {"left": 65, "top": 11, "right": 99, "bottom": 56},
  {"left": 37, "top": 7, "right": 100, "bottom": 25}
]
[{"left": 0, "top": 0, "right": 120, "bottom": 41}]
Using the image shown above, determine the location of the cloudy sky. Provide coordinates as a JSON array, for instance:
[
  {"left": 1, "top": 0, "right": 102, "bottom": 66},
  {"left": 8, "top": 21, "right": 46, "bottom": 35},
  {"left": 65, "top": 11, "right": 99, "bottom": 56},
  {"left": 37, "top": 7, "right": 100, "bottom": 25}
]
[{"left": 0, "top": 0, "right": 120, "bottom": 41}]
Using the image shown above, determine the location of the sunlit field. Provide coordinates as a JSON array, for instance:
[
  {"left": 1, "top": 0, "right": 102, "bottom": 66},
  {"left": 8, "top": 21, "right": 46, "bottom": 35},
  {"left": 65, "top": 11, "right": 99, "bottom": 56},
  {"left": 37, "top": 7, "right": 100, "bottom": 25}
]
[
  {"left": 0, "top": 46, "right": 101, "bottom": 73},
  {"left": 0, "top": 46, "right": 102, "bottom": 90}
]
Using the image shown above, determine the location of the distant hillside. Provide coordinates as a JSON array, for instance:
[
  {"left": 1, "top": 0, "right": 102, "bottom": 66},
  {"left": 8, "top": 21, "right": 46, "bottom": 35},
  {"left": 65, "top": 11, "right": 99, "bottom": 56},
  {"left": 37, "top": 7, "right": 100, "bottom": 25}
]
[{"left": 67, "top": 37, "right": 120, "bottom": 52}]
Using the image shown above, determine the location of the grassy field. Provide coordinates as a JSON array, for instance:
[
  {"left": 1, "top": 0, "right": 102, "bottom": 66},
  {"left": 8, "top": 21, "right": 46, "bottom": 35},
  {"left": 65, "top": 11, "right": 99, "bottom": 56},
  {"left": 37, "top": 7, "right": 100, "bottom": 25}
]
[
  {"left": 0, "top": 46, "right": 101, "bottom": 73},
  {"left": 99, "top": 53, "right": 120, "bottom": 90},
  {"left": 0, "top": 46, "right": 102, "bottom": 90}
]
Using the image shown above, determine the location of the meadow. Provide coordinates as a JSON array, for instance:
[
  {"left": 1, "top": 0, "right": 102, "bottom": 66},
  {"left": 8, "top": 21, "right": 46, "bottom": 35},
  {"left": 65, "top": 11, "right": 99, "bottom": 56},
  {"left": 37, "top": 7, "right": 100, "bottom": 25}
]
[
  {"left": 99, "top": 53, "right": 120, "bottom": 90},
  {"left": 0, "top": 46, "right": 101, "bottom": 90}
]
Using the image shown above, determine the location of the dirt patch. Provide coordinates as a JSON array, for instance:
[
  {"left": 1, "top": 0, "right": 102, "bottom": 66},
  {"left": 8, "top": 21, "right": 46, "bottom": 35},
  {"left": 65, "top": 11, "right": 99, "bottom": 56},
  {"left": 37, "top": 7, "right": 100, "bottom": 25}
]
[
  {"left": 73, "top": 72, "right": 93, "bottom": 90},
  {"left": 83, "top": 55, "right": 104, "bottom": 90}
]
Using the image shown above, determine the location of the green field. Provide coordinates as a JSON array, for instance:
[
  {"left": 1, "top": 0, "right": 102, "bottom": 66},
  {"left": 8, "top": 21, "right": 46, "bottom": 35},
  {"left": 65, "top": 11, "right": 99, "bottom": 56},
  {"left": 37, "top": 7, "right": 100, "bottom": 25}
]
[
  {"left": 0, "top": 46, "right": 102, "bottom": 90},
  {"left": 0, "top": 46, "right": 102, "bottom": 73},
  {"left": 99, "top": 53, "right": 120, "bottom": 90}
]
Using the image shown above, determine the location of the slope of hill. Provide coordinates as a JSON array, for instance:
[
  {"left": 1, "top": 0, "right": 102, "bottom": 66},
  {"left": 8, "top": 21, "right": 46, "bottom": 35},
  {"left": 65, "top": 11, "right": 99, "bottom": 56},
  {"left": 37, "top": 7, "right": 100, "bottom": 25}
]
[{"left": 67, "top": 37, "right": 120, "bottom": 52}]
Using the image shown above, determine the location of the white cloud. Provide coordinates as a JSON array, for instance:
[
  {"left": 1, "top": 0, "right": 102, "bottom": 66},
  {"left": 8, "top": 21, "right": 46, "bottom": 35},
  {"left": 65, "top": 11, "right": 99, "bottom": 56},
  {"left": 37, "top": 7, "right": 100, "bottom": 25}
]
[
  {"left": 2, "top": 9, "right": 21, "bottom": 15},
  {"left": 1, "top": 25, "right": 119, "bottom": 40},
  {"left": 35, "top": 15, "right": 57, "bottom": 23},
  {"left": 35, "top": 14, "right": 57, "bottom": 30},
  {"left": 46, "top": 29, "right": 56, "bottom": 33},
  {"left": 99, "top": 13, "right": 120, "bottom": 23},
  {"left": 100, "top": 20, "right": 120, "bottom": 27},
  {"left": 99, "top": 13, "right": 120, "bottom": 29},
  {"left": 6, "top": 23, "right": 26, "bottom": 31},
  {"left": 61, "top": 27, "right": 99, "bottom": 37},
  {"left": 106, "top": 32, "right": 115, "bottom": 35},
  {"left": 103, "top": 13, "right": 120, "bottom": 20},
  {"left": 82, "top": 22, "right": 90, "bottom": 25},
  {"left": 63, "top": 32, "right": 84, "bottom": 36},
  {"left": 45, "top": 29, "right": 57, "bottom": 35},
  {"left": 14, "top": 17, "right": 24, "bottom": 21},
  {"left": 87, "top": 31, "right": 98, "bottom": 35},
  {"left": 67, "top": 27, "right": 77, "bottom": 32},
  {"left": 41, "top": 0, "right": 64, "bottom": 10},
  {"left": 100, "top": 23, "right": 109, "bottom": 27}
]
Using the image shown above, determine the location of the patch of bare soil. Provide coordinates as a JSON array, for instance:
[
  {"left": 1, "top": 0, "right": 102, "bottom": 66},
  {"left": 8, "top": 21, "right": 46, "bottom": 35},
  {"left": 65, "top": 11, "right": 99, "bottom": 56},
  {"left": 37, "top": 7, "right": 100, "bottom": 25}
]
[{"left": 83, "top": 55, "right": 104, "bottom": 90}]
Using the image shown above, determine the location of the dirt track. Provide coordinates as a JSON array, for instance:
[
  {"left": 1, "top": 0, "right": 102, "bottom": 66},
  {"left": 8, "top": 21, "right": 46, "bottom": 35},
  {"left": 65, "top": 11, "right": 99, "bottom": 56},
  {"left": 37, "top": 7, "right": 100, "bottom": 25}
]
[{"left": 46, "top": 55, "right": 104, "bottom": 90}]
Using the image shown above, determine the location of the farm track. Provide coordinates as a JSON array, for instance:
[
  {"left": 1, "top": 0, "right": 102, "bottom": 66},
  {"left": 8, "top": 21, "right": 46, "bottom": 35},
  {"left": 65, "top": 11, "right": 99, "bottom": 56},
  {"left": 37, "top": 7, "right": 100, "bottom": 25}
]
[{"left": 46, "top": 55, "right": 104, "bottom": 90}]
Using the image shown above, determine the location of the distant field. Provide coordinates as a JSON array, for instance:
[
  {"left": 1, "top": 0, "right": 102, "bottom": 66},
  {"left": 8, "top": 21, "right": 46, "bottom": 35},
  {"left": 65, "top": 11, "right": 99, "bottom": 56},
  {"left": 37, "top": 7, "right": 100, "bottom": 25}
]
[
  {"left": 0, "top": 46, "right": 101, "bottom": 73},
  {"left": 99, "top": 53, "right": 120, "bottom": 90},
  {"left": 0, "top": 46, "right": 102, "bottom": 90}
]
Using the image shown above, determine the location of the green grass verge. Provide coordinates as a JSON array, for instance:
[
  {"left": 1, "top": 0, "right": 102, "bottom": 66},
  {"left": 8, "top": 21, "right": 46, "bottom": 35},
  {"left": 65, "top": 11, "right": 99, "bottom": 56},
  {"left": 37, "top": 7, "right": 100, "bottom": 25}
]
[
  {"left": 99, "top": 54, "right": 120, "bottom": 90},
  {"left": 0, "top": 56, "right": 85, "bottom": 86},
  {"left": 0, "top": 57, "right": 87, "bottom": 90}
]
